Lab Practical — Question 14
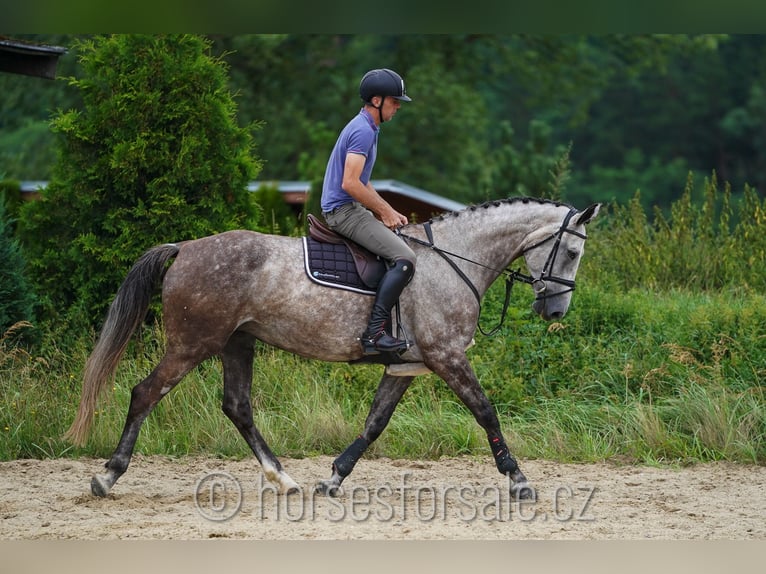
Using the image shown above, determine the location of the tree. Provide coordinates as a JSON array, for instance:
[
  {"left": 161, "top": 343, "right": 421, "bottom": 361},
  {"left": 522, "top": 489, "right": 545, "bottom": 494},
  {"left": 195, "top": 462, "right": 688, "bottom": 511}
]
[
  {"left": 18, "top": 34, "right": 262, "bottom": 326},
  {"left": 3, "top": 35, "right": 740, "bottom": 216},
  {"left": 210, "top": 35, "right": 716, "bottom": 207}
]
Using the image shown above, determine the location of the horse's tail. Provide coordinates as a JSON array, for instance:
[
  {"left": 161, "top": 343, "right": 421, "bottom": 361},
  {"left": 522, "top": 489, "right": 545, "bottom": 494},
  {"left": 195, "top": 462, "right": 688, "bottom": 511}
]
[{"left": 63, "top": 243, "right": 181, "bottom": 446}]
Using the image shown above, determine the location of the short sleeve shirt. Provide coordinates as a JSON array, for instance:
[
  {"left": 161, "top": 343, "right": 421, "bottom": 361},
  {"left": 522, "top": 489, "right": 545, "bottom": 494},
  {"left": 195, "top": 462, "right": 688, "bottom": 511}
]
[{"left": 321, "top": 108, "right": 379, "bottom": 213}]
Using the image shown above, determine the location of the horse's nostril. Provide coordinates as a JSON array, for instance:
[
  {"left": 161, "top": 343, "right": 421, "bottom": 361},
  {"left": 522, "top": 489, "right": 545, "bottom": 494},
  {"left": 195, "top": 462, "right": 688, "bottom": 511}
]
[{"left": 550, "top": 311, "right": 563, "bottom": 320}]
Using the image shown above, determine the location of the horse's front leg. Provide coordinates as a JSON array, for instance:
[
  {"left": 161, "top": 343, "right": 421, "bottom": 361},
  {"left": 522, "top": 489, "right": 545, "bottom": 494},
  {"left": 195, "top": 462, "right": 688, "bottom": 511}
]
[
  {"left": 315, "top": 373, "right": 414, "bottom": 496},
  {"left": 427, "top": 351, "right": 534, "bottom": 500}
]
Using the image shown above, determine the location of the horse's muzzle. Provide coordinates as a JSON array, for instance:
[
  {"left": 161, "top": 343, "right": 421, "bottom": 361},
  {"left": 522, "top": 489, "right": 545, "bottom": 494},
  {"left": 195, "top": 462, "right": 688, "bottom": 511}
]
[{"left": 532, "top": 287, "right": 571, "bottom": 321}]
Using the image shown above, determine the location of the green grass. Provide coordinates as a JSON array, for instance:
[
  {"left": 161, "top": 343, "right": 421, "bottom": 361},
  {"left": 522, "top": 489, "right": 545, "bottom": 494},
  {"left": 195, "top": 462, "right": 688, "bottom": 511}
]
[{"left": 1, "top": 283, "right": 764, "bottom": 466}]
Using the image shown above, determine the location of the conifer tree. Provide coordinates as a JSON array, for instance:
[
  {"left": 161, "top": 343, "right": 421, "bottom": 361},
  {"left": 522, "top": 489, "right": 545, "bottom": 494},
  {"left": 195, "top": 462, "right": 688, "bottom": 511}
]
[{"left": 19, "top": 35, "right": 261, "bottom": 325}]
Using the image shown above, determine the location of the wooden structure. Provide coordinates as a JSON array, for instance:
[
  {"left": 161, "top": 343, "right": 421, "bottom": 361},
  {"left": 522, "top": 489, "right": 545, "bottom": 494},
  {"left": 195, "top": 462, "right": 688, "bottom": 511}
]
[
  {"left": 0, "top": 37, "right": 67, "bottom": 79},
  {"left": 249, "top": 179, "right": 466, "bottom": 221}
]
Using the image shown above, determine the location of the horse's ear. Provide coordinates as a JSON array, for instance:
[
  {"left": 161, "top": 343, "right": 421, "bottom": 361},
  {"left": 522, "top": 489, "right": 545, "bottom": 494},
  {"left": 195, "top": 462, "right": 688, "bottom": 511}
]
[{"left": 575, "top": 203, "right": 600, "bottom": 225}]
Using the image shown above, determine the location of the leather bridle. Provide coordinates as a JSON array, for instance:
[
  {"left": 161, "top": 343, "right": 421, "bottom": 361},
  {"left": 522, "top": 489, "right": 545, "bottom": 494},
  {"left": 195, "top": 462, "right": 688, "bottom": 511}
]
[
  {"left": 398, "top": 207, "right": 587, "bottom": 335},
  {"left": 516, "top": 207, "right": 587, "bottom": 301}
]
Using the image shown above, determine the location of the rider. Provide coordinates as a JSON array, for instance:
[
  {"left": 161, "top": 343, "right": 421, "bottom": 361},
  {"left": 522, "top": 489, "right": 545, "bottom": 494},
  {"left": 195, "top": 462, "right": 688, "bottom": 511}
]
[{"left": 320, "top": 68, "right": 416, "bottom": 356}]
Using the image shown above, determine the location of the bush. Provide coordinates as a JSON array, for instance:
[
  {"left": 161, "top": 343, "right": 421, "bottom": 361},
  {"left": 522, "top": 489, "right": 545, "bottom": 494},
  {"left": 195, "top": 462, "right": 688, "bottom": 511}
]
[
  {"left": 0, "top": 198, "right": 36, "bottom": 337},
  {"left": 18, "top": 34, "right": 262, "bottom": 327},
  {"left": 0, "top": 179, "right": 23, "bottom": 223},
  {"left": 581, "top": 172, "right": 766, "bottom": 292},
  {"left": 254, "top": 184, "right": 300, "bottom": 235}
]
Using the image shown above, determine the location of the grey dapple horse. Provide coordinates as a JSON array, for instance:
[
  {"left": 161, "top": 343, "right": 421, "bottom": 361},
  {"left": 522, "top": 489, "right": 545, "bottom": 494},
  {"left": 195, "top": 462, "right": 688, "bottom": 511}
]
[{"left": 65, "top": 197, "right": 600, "bottom": 500}]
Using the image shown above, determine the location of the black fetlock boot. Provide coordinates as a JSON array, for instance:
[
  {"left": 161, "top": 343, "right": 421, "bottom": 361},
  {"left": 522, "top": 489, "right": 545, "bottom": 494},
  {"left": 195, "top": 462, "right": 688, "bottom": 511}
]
[{"left": 361, "top": 258, "right": 414, "bottom": 355}]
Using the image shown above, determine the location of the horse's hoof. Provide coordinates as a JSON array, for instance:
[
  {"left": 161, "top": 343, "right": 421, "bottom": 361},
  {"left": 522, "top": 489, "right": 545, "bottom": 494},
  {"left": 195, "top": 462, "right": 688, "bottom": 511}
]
[
  {"left": 511, "top": 481, "right": 536, "bottom": 502},
  {"left": 90, "top": 474, "right": 112, "bottom": 497},
  {"left": 314, "top": 481, "right": 342, "bottom": 498},
  {"left": 277, "top": 476, "right": 301, "bottom": 495}
]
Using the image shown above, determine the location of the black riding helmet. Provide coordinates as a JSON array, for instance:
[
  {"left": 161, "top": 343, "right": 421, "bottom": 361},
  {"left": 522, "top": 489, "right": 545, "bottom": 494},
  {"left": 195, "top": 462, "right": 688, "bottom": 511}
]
[{"left": 359, "top": 68, "right": 411, "bottom": 123}]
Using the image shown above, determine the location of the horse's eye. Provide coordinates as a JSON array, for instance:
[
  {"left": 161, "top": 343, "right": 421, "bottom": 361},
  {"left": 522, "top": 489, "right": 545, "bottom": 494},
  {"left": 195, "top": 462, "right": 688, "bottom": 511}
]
[{"left": 567, "top": 249, "right": 578, "bottom": 260}]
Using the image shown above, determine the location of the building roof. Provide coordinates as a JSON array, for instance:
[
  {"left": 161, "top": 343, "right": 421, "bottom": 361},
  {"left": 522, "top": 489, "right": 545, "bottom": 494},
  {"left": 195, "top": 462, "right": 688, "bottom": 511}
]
[
  {"left": 250, "top": 179, "right": 466, "bottom": 221},
  {"left": 0, "top": 37, "right": 68, "bottom": 79},
  {"left": 20, "top": 179, "right": 467, "bottom": 222}
]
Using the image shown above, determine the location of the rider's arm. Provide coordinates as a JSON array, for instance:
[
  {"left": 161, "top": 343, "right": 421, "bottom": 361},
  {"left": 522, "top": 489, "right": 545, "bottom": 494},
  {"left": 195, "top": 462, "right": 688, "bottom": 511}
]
[{"left": 342, "top": 152, "right": 408, "bottom": 229}]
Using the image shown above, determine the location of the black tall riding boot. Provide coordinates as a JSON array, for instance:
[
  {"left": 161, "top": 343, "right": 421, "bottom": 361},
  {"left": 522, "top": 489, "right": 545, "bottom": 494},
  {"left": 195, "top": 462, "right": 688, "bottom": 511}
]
[{"left": 361, "top": 258, "right": 414, "bottom": 355}]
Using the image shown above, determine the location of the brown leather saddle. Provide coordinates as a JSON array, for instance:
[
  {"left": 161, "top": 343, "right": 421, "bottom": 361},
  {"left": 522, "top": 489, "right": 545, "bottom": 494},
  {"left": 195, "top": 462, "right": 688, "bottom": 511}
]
[{"left": 303, "top": 213, "right": 386, "bottom": 293}]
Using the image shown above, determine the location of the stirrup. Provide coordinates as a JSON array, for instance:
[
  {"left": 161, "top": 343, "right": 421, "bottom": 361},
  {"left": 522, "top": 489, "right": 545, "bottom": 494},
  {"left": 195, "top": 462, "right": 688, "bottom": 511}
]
[{"left": 360, "top": 331, "right": 409, "bottom": 356}]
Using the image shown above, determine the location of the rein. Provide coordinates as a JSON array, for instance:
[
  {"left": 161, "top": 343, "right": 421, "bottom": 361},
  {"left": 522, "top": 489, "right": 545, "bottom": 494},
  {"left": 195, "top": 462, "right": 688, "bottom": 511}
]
[{"left": 397, "top": 207, "right": 585, "bottom": 336}]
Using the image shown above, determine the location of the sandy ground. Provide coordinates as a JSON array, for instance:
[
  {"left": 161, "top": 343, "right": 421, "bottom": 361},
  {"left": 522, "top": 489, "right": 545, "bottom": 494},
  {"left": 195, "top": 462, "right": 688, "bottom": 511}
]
[{"left": 0, "top": 454, "right": 764, "bottom": 540}]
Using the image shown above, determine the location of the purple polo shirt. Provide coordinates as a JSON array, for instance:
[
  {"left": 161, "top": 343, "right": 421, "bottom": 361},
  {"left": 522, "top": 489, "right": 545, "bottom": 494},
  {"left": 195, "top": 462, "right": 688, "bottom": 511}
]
[{"left": 321, "top": 108, "right": 379, "bottom": 213}]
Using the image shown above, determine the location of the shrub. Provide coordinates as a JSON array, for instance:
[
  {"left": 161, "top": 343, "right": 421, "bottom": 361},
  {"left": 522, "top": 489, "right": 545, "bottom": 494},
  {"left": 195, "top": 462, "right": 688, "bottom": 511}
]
[
  {"left": 18, "top": 34, "right": 262, "bottom": 327},
  {"left": 582, "top": 172, "right": 766, "bottom": 292},
  {"left": 254, "top": 184, "right": 300, "bottom": 235},
  {"left": 0, "top": 198, "right": 36, "bottom": 337}
]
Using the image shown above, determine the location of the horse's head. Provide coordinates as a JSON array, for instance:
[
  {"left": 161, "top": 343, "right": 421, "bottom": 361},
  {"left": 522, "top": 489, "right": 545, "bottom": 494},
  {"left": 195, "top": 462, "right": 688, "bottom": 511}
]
[{"left": 522, "top": 203, "right": 600, "bottom": 321}]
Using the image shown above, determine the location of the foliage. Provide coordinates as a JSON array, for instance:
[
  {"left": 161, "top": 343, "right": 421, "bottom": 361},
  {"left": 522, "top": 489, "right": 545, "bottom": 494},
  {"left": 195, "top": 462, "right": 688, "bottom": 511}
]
[
  {"left": 254, "top": 184, "right": 301, "bottom": 235},
  {"left": 566, "top": 35, "right": 765, "bottom": 212},
  {"left": 204, "top": 34, "right": 731, "bottom": 207},
  {"left": 582, "top": 173, "right": 766, "bottom": 291},
  {"left": 301, "top": 179, "right": 324, "bottom": 233},
  {"left": 0, "top": 121, "right": 60, "bottom": 180},
  {"left": 0, "top": 179, "right": 23, "bottom": 221},
  {"left": 16, "top": 34, "right": 262, "bottom": 326},
  {"left": 210, "top": 35, "right": 346, "bottom": 187},
  {"left": 2, "top": 284, "right": 763, "bottom": 464},
  {"left": 381, "top": 51, "right": 493, "bottom": 203},
  {"left": 566, "top": 149, "right": 692, "bottom": 212},
  {"left": 4, "top": 34, "right": 758, "bottom": 210},
  {"left": 0, "top": 198, "right": 36, "bottom": 337}
]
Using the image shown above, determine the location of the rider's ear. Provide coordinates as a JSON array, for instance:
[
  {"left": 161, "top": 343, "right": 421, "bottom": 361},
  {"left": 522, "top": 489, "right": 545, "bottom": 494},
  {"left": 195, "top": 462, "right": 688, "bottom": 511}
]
[{"left": 575, "top": 204, "right": 601, "bottom": 226}]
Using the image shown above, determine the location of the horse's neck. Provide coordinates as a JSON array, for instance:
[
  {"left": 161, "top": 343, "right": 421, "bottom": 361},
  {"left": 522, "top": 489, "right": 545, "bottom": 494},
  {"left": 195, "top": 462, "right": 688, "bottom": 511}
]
[
  {"left": 425, "top": 201, "right": 565, "bottom": 289},
  {"left": 430, "top": 202, "right": 558, "bottom": 256}
]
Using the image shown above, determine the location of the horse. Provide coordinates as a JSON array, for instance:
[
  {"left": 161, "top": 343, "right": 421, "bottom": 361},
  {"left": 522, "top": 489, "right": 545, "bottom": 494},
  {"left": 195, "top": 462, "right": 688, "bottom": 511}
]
[{"left": 64, "top": 197, "right": 600, "bottom": 500}]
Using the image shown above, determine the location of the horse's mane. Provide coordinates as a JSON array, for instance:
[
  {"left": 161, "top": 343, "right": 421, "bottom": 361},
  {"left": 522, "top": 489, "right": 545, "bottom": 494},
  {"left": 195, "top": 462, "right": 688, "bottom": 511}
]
[{"left": 426, "top": 196, "right": 572, "bottom": 224}]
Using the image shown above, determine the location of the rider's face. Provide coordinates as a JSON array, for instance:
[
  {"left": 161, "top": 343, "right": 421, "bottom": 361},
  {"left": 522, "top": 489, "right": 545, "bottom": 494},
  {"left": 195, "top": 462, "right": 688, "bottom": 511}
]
[
  {"left": 382, "top": 97, "right": 402, "bottom": 121},
  {"left": 371, "top": 96, "right": 402, "bottom": 123}
]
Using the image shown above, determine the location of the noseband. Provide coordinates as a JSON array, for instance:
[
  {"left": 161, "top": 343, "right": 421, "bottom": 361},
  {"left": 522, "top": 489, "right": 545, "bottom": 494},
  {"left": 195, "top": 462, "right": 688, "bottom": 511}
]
[
  {"left": 515, "top": 207, "right": 587, "bottom": 301},
  {"left": 399, "top": 207, "right": 587, "bottom": 335}
]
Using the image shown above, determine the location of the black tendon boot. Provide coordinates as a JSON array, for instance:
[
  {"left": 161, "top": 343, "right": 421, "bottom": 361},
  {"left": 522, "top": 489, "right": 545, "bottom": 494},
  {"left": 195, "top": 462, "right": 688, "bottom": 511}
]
[{"left": 361, "top": 258, "right": 414, "bottom": 355}]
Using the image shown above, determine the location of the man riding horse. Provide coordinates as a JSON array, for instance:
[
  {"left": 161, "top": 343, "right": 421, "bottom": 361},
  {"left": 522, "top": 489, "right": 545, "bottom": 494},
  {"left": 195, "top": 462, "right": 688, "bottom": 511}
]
[{"left": 320, "top": 68, "right": 416, "bottom": 356}]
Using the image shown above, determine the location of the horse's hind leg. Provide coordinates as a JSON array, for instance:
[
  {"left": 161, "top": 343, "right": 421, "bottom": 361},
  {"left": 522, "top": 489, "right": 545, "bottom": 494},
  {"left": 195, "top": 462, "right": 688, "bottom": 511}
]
[
  {"left": 221, "top": 331, "right": 299, "bottom": 494},
  {"left": 316, "top": 373, "right": 414, "bottom": 496},
  {"left": 92, "top": 352, "right": 199, "bottom": 497},
  {"left": 428, "top": 352, "right": 533, "bottom": 500}
]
